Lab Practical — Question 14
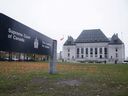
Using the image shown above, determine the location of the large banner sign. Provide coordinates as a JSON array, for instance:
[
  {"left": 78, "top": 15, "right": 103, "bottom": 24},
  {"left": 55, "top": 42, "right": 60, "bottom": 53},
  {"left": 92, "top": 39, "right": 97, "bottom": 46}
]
[{"left": 0, "top": 13, "right": 53, "bottom": 55}]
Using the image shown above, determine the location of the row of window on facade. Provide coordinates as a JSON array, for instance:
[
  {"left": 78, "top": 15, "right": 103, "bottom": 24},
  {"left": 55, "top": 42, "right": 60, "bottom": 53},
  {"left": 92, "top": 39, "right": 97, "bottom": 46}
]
[
  {"left": 76, "top": 47, "right": 108, "bottom": 55},
  {"left": 67, "top": 47, "right": 118, "bottom": 59},
  {"left": 67, "top": 53, "right": 107, "bottom": 59},
  {"left": 67, "top": 47, "right": 118, "bottom": 53}
]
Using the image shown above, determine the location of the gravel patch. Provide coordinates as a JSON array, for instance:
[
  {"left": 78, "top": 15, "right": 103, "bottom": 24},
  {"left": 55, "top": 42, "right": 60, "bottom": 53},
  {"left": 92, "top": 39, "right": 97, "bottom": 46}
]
[{"left": 57, "top": 79, "right": 81, "bottom": 86}]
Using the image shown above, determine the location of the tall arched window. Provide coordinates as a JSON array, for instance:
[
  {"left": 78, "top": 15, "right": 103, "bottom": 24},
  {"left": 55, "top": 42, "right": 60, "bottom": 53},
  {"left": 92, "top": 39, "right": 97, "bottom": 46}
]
[
  {"left": 90, "top": 48, "right": 93, "bottom": 57},
  {"left": 81, "top": 48, "right": 84, "bottom": 54},
  {"left": 100, "top": 48, "right": 102, "bottom": 54},
  {"left": 86, "top": 48, "right": 88, "bottom": 57},
  {"left": 77, "top": 48, "right": 79, "bottom": 54}
]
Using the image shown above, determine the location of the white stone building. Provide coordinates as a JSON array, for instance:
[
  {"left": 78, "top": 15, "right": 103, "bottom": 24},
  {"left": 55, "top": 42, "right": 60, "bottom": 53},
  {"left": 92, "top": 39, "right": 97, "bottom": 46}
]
[{"left": 62, "top": 29, "right": 125, "bottom": 63}]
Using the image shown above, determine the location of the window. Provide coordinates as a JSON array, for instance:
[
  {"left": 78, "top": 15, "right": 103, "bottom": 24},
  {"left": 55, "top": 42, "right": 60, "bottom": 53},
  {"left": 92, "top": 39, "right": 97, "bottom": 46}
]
[
  {"left": 68, "top": 49, "right": 70, "bottom": 52},
  {"left": 116, "top": 53, "right": 118, "bottom": 58},
  {"left": 90, "top": 48, "right": 93, "bottom": 57},
  {"left": 86, "top": 48, "right": 88, "bottom": 57},
  {"left": 100, "top": 55, "right": 102, "bottom": 59},
  {"left": 81, "top": 55, "right": 84, "bottom": 58},
  {"left": 95, "top": 48, "right": 97, "bottom": 54},
  {"left": 115, "top": 48, "right": 118, "bottom": 52},
  {"left": 77, "top": 48, "right": 79, "bottom": 54},
  {"left": 90, "top": 48, "right": 93, "bottom": 54},
  {"left": 68, "top": 53, "right": 70, "bottom": 57},
  {"left": 104, "top": 48, "right": 107, "bottom": 54},
  {"left": 100, "top": 48, "right": 102, "bottom": 54},
  {"left": 86, "top": 48, "right": 88, "bottom": 54},
  {"left": 81, "top": 48, "right": 84, "bottom": 54}
]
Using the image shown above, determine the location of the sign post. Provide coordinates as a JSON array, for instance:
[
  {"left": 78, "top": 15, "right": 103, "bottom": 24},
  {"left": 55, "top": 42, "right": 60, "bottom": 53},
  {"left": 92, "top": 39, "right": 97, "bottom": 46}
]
[{"left": 49, "top": 40, "right": 57, "bottom": 74}]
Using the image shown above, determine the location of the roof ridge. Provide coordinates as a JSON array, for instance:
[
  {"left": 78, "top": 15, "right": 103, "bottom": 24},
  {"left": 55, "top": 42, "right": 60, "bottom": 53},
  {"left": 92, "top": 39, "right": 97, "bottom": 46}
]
[{"left": 83, "top": 29, "right": 100, "bottom": 31}]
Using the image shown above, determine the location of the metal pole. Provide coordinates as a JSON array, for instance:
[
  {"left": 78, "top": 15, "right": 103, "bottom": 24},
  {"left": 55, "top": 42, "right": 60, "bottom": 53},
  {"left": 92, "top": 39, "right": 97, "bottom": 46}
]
[{"left": 49, "top": 40, "right": 57, "bottom": 74}]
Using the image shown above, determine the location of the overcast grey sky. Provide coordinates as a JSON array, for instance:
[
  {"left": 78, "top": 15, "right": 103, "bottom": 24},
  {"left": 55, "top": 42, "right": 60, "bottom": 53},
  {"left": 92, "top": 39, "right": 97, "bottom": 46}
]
[{"left": 0, "top": 0, "right": 128, "bottom": 57}]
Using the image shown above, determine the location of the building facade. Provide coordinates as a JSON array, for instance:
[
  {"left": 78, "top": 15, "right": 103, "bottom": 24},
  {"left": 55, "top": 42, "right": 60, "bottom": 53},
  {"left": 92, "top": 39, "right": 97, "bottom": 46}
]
[{"left": 62, "top": 29, "right": 125, "bottom": 63}]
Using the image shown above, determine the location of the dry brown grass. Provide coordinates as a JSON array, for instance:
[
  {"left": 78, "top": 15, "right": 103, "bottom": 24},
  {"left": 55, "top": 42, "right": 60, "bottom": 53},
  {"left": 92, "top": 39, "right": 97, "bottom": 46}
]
[
  {"left": 57, "top": 64, "right": 97, "bottom": 74},
  {"left": 0, "top": 62, "right": 98, "bottom": 75},
  {"left": 0, "top": 61, "right": 48, "bottom": 74}
]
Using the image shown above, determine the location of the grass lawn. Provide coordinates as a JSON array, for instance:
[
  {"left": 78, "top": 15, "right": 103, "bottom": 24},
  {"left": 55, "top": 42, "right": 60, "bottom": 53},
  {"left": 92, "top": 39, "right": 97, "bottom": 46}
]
[{"left": 0, "top": 62, "right": 128, "bottom": 96}]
